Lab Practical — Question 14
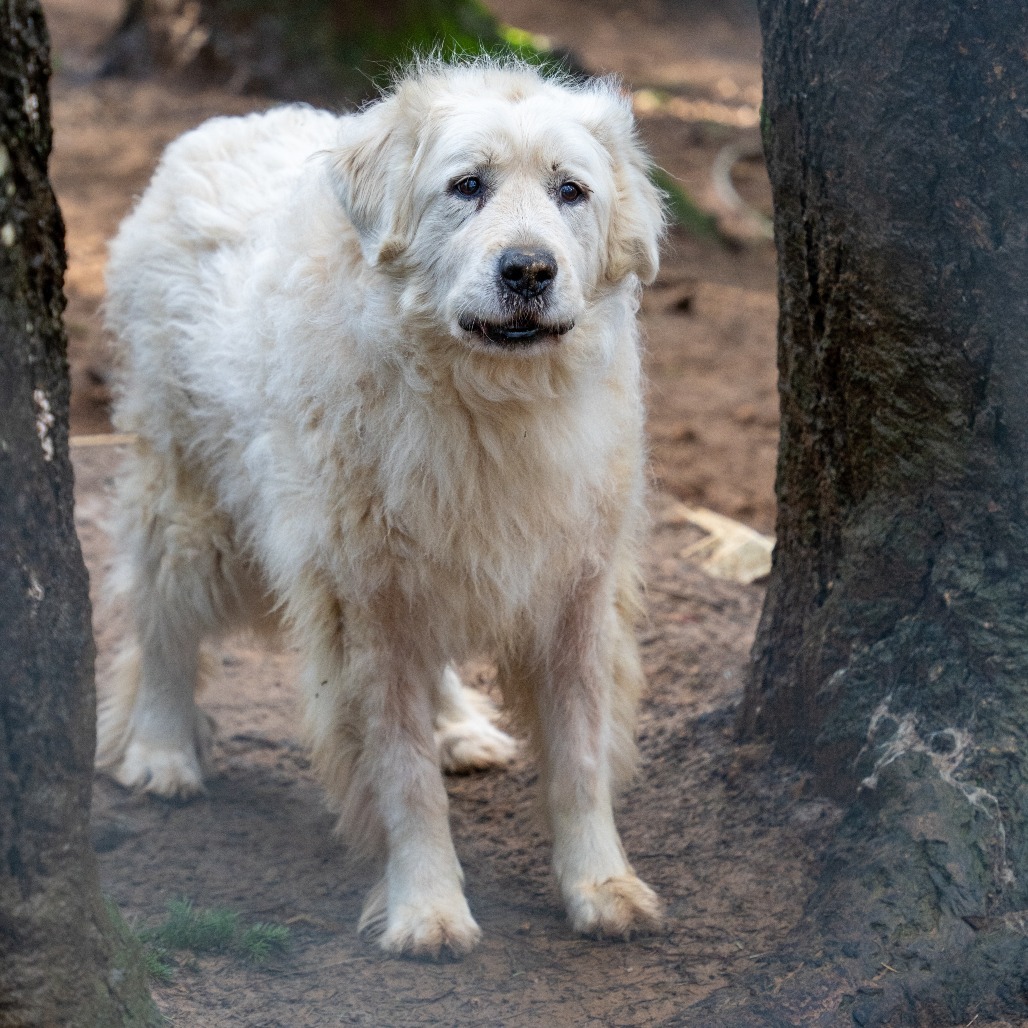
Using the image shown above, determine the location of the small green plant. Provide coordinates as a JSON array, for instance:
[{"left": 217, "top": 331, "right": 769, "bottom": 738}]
[
  {"left": 142, "top": 945, "right": 175, "bottom": 984},
  {"left": 139, "top": 898, "right": 291, "bottom": 974},
  {"left": 148, "top": 899, "right": 240, "bottom": 954},
  {"left": 238, "top": 922, "right": 292, "bottom": 963}
]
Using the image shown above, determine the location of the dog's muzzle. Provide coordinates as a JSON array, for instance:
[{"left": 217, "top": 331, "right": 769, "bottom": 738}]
[{"left": 457, "top": 247, "right": 575, "bottom": 347}]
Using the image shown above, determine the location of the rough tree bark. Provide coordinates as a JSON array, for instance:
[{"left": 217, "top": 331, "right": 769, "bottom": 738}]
[
  {"left": 685, "top": 0, "right": 1028, "bottom": 1024},
  {"left": 0, "top": 1, "right": 158, "bottom": 1023}
]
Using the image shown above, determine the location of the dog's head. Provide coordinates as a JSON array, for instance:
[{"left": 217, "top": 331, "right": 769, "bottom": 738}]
[{"left": 328, "top": 59, "right": 664, "bottom": 354}]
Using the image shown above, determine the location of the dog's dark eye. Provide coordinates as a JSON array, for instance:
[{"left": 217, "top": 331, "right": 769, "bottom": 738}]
[
  {"left": 454, "top": 176, "right": 482, "bottom": 198},
  {"left": 558, "top": 181, "right": 584, "bottom": 204}
]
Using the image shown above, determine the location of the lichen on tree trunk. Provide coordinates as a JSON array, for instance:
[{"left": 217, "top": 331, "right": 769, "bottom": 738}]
[
  {"left": 689, "top": 0, "right": 1028, "bottom": 1023},
  {"left": 0, "top": 1, "right": 158, "bottom": 1023}
]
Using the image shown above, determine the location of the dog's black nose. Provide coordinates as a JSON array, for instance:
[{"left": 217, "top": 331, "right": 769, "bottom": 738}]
[{"left": 499, "top": 249, "right": 557, "bottom": 299}]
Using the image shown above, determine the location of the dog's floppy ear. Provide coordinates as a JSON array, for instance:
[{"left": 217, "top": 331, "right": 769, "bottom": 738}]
[
  {"left": 328, "top": 98, "right": 416, "bottom": 267},
  {"left": 585, "top": 83, "right": 665, "bottom": 285}
]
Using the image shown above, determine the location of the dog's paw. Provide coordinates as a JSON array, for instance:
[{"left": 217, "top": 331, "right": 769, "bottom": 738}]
[
  {"left": 436, "top": 716, "right": 519, "bottom": 773},
  {"left": 98, "top": 702, "right": 214, "bottom": 800},
  {"left": 566, "top": 874, "right": 664, "bottom": 939},
  {"left": 110, "top": 741, "right": 207, "bottom": 799},
  {"left": 378, "top": 904, "right": 482, "bottom": 960},
  {"left": 434, "top": 679, "right": 518, "bottom": 773},
  {"left": 360, "top": 880, "right": 481, "bottom": 959}
]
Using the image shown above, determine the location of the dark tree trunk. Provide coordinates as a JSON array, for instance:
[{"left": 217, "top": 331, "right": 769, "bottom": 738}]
[
  {"left": 101, "top": 0, "right": 509, "bottom": 98},
  {"left": 0, "top": 2, "right": 158, "bottom": 1023},
  {"left": 687, "top": 0, "right": 1028, "bottom": 1023}
]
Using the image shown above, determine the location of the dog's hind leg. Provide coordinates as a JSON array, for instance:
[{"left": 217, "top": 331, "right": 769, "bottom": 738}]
[
  {"left": 433, "top": 666, "right": 518, "bottom": 773},
  {"left": 96, "top": 449, "right": 240, "bottom": 799}
]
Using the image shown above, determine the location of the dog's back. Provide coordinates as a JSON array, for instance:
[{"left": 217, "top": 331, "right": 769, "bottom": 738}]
[
  {"left": 106, "top": 106, "right": 343, "bottom": 446},
  {"left": 111, "top": 105, "right": 338, "bottom": 264}
]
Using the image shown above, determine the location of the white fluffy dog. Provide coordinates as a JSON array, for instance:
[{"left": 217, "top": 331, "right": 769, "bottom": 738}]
[{"left": 97, "top": 58, "right": 665, "bottom": 957}]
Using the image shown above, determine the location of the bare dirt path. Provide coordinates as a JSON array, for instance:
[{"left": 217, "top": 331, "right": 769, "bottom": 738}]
[
  {"left": 78, "top": 447, "right": 837, "bottom": 1027},
  {"left": 48, "top": 0, "right": 851, "bottom": 1022}
]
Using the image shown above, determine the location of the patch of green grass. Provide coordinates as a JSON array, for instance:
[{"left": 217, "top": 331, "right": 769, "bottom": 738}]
[
  {"left": 139, "top": 899, "right": 291, "bottom": 975},
  {"left": 148, "top": 899, "right": 240, "bottom": 954},
  {"left": 141, "top": 945, "right": 175, "bottom": 985},
  {"left": 238, "top": 922, "right": 292, "bottom": 963}
]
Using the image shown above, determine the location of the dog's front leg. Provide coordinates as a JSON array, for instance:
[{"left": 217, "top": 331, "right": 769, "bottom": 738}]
[
  {"left": 529, "top": 580, "right": 663, "bottom": 938},
  {"left": 308, "top": 617, "right": 480, "bottom": 958},
  {"left": 365, "top": 669, "right": 480, "bottom": 959}
]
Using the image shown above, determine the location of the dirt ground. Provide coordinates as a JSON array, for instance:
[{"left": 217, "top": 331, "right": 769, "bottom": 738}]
[{"left": 49, "top": 0, "right": 854, "bottom": 1022}]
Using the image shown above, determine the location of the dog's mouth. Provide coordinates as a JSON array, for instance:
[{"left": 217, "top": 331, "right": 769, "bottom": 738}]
[{"left": 458, "top": 316, "right": 574, "bottom": 348}]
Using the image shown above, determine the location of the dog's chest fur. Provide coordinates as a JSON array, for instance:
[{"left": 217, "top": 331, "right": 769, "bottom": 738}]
[{"left": 248, "top": 352, "right": 642, "bottom": 655}]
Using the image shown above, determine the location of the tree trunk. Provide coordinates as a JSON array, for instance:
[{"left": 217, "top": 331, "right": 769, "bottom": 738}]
[
  {"left": 0, "top": 2, "right": 158, "bottom": 1023},
  {"left": 689, "top": 0, "right": 1028, "bottom": 1023},
  {"left": 101, "top": 0, "right": 511, "bottom": 98}
]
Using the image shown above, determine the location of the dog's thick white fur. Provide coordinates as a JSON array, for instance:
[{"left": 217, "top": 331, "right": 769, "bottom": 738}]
[{"left": 96, "top": 58, "right": 665, "bottom": 957}]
